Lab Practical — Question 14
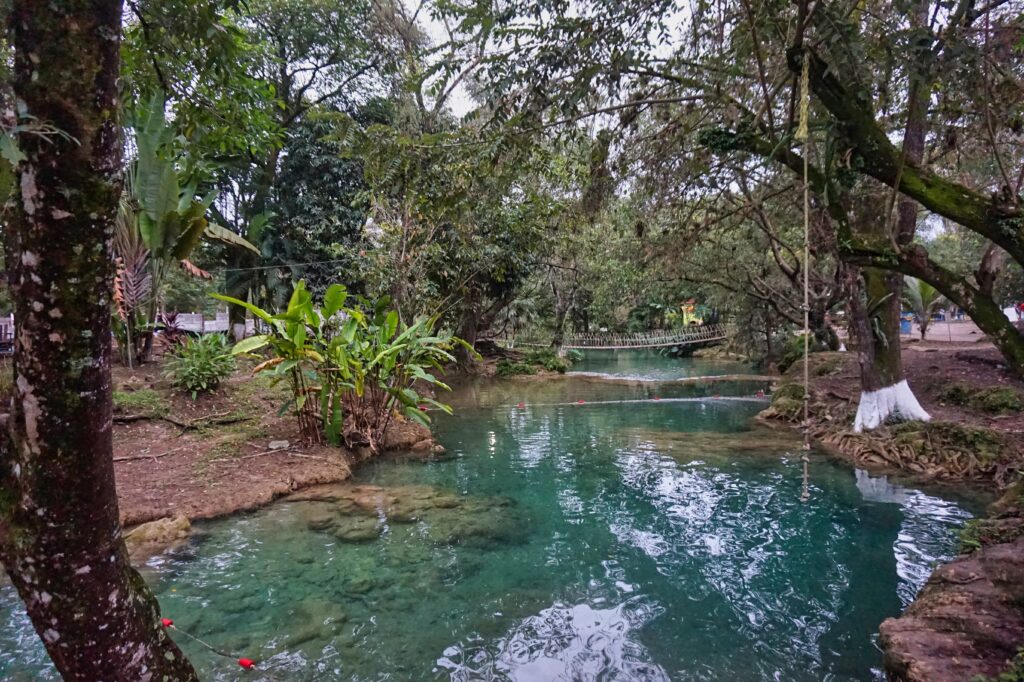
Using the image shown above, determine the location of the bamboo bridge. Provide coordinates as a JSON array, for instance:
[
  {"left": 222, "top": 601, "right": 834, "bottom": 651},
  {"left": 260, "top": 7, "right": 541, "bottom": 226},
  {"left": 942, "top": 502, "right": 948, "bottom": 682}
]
[{"left": 503, "top": 324, "right": 727, "bottom": 351}]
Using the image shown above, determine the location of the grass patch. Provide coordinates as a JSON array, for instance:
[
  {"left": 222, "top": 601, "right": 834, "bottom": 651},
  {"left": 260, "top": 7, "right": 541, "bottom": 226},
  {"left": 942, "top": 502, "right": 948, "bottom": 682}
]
[
  {"left": 939, "top": 382, "right": 1024, "bottom": 414},
  {"left": 113, "top": 388, "right": 166, "bottom": 416}
]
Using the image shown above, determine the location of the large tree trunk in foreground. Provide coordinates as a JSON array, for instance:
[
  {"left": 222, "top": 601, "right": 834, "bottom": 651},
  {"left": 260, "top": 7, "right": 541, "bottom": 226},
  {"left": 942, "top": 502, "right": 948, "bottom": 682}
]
[
  {"left": 848, "top": 268, "right": 930, "bottom": 432},
  {"left": 0, "top": 2, "right": 198, "bottom": 679}
]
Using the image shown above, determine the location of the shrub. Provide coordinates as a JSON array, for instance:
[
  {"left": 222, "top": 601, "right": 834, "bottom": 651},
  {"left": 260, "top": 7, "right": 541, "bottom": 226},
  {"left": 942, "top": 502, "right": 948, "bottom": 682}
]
[
  {"left": 525, "top": 348, "right": 570, "bottom": 373},
  {"left": 217, "top": 281, "right": 468, "bottom": 453},
  {"left": 163, "top": 333, "right": 235, "bottom": 398},
  {"left": 496, "top": 359, "right": 536, "bottom": 377}
]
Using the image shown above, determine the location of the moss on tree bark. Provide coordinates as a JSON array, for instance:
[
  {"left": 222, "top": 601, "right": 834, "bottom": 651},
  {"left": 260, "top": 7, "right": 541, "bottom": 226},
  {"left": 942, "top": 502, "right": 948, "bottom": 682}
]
[{"left": 0, "top": 2, "right": 199, "bottom": 678}]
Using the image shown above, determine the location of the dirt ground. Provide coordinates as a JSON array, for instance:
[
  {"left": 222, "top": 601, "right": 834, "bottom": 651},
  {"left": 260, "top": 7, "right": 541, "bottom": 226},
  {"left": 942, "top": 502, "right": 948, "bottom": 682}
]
[
  {"left": 812, "top": 342, "right": 1024, "bottom": 436},
  {"left": 111, "top": 363, "right": 436, "bottom": 527}
]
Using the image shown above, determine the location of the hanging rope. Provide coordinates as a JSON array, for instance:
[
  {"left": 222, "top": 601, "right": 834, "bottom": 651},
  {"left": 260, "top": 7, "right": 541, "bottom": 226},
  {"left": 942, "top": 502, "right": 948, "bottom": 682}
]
[{"left": 796, "top": 52, "right": 813, "bottom": 503}]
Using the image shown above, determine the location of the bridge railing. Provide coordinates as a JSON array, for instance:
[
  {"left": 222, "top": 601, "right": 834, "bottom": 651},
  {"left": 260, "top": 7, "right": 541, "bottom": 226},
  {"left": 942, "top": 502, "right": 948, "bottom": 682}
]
[{"left": 563, "top": 324, "right": 726, "bottom": 349}]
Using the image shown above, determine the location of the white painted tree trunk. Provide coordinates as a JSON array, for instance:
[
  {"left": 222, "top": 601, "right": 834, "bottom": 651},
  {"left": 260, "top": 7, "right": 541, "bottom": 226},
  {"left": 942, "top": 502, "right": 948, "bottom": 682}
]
[{"left": 853, "top": 380, "right": 931, "bottom": 432}]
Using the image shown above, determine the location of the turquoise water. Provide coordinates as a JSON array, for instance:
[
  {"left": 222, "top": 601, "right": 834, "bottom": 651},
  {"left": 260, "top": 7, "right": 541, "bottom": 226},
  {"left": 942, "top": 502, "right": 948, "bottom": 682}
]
[
  {"left": 568, "top": 349, "right": 754, "bottom": 382},
  {"left": 0, "top": 354, "right": 979, "bottom": 681}
]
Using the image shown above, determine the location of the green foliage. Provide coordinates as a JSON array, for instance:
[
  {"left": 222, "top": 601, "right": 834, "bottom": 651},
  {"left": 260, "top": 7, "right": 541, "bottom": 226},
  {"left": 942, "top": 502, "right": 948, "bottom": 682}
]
[
  {"left": 217, "top": 281, "right": 467, "bottom": 452},
  {"left": 959, "top": 518, "right": 1024, "bottom": 555},
  {"left": 163, "top": 334, "right": 236, "bottom": 398},
  {"left": 939, "top": 383, "right": 1024, "bottom": 414},
  {"left": 778, "top": 335, "right": 833, "bottom": 374},
  {"left": 265, "top": 109, "right": 380, "bottom": 297},
  {"left": 496, "top": 359, "right": 537, "bottom": 377},
  {"left": 496, "top": 348, "right": 572, "bottom": 376},
  {"left": 891, "top": 421, "right": 1006, "bottom": 466},
  {"left": 903, "top": 277, "right": 946, "bottom": 340},
  {"left": 525, "top": 348, "right": 571, "bottom": 373}
]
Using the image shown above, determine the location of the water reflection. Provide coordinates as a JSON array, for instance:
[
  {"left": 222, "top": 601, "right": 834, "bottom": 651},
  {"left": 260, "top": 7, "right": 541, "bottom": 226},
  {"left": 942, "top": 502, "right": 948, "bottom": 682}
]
[{"left": 437, "top": 600, "right": 670, "bottom": 682}]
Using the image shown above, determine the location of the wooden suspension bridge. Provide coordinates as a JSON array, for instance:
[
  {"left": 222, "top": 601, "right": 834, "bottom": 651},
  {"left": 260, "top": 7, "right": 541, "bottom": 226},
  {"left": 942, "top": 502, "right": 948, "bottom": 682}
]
[{"left": 501, "top": 324, "right": 728, "bottom": 351}]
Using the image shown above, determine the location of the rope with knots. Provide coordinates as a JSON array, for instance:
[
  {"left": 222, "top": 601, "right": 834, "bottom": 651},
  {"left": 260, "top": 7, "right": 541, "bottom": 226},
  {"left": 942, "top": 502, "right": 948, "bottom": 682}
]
[{"left": 796, "top": 52, "right": 813, "bottom": 503}]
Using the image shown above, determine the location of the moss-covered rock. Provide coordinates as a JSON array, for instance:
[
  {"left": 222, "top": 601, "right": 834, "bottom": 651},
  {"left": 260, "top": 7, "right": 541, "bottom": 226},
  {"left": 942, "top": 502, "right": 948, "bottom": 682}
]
[{"left": 938, "top": 382, "right": 1024, "bottom": 414}]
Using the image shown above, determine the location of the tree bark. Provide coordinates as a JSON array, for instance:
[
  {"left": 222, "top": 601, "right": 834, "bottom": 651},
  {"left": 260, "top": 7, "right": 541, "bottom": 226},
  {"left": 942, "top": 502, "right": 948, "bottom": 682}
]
[
  {"left": 708, "top": 130, "right": 1024, "bottom": 376},
  {"left": 790, "top": 48, "right": 1024, "bottom": 267},
  {"left": 847, "top": 268, "right": 930, "bottom": 432},
  {"left": 0, "top": 2, "right": 198, "bottom": 679}
]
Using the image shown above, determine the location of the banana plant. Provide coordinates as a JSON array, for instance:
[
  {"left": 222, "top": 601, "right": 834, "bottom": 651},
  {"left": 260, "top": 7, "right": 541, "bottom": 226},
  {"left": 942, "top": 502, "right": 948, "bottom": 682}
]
[
  {"left": 214, "top": 281, "right": 470, "bottom": 452},
  {"left": 116, "top": 92, "right": 259, "bottom": 362}
]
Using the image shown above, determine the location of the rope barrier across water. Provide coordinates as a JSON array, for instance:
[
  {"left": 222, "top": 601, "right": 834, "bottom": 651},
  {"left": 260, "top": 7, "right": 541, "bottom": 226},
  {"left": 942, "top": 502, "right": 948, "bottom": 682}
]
[
  {"left": 504, "top": 395, "right": 770, "bottom": 409},
  {"left": 162, "top": 619, "right": 257, "bottom": 672}
]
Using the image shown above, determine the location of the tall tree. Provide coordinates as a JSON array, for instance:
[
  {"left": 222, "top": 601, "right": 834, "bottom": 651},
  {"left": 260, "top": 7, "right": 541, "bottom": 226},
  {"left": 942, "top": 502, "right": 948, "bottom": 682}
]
[{"left": 0, "top": 1, "right": 197, "bottom": 678}]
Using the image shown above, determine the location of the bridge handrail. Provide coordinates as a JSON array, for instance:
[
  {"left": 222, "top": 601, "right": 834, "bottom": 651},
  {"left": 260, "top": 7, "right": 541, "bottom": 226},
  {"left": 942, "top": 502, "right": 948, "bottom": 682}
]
[{"left": 563, "top": 324, "right": 726, "bottom": 348}]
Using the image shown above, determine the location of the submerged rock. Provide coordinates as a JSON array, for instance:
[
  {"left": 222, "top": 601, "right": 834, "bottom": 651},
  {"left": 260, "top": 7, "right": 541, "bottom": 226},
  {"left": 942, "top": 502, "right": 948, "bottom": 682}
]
[
  {"left": 125, "top": 514, "right": 191, "bottom": 559},
  {"left": 332, "top": 514, "right": 381, "bottom": 542},
  {"left": 287, "top": 482, "right": 529, "bottom": 549}
]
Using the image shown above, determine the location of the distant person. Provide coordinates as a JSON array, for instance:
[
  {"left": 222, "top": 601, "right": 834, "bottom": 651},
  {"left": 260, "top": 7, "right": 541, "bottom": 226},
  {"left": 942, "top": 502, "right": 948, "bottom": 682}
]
[{"left": 1017, "top": 302, "right": 1024, "bottom": 321}]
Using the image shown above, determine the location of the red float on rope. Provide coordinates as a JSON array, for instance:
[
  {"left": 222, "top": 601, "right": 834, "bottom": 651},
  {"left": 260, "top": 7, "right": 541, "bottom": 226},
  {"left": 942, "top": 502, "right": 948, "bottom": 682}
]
[
  {"left": 517, "top": 402, "right": 525, "bottom": 408},
  {"left": 653, "top": 396, "right": 661, "bottom": 401},
  {"left": 238, "top": 658, "right": 255, "bottom": 670},
  {"left": 577, "top": 400, "right": 585, "bottom": 404},
  {"left": 161, "top": 618, "right": 173, "bottom": 628}
]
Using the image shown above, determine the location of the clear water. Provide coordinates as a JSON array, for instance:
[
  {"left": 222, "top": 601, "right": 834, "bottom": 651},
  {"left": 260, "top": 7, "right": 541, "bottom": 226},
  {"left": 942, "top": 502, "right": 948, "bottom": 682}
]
[
  {"left": 0, "top": 354, "right": 980, "bottom": 681},
  {"left": 568, "top": 349, "right": 754, "bottom": 382}
]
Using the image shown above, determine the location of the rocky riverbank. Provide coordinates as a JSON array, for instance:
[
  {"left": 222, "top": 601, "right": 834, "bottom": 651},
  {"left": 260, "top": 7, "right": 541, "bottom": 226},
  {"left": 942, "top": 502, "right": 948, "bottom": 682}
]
[{"left": 111, "top": 362, "right": 441, "bottom": 559}]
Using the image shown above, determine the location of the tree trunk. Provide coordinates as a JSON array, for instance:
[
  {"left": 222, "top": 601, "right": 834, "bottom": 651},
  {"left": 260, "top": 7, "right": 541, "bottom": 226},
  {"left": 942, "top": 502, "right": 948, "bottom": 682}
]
[
  {"left": 225, "top": 254, "right": 250, "bottom": 343},
  {"left": 0, "top": 2, "right": 198, "bottom": 678},
  {"left": 848, "top": 268, "right": 930, "bottom": 432},
  {"left": 455, "top": 290, "right": 480, "bottom": 366}
]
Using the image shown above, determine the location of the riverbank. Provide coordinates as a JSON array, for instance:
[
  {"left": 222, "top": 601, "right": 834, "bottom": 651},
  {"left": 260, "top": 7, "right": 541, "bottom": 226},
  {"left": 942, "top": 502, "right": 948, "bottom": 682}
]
[
  {"left": 761, "top": 342, "right": 1024, "bottom": 681},
  {"left": 110, "top": 362, "right": 437, "bottom": 552}
]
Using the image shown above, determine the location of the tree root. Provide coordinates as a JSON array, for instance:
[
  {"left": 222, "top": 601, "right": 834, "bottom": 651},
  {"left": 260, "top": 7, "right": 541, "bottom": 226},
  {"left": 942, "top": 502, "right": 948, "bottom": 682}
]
[
  {"left": 114, "top": 411, "right": 250, "bottom": 431},
  {"left": 764, "top": 384, "right": 1021, "bottom": 484}
]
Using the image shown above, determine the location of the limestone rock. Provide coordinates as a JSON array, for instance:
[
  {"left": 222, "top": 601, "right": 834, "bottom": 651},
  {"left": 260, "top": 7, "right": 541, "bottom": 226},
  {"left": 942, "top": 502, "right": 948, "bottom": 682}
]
[{"left": 124, "top": 514, "right": 191, "bottom": 558}]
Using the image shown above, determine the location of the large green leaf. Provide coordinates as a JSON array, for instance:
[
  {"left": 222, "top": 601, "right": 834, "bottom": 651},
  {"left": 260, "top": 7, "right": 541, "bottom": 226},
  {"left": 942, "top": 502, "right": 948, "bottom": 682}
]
[
  {"left": 231, "top": 335, "right": 271, "bottom": 354},
  {"left": 323, "top": 284, "right": 348, "bottom": 318},
  {"left": 204, "top": 223, "right": 260, "bottom": 253},
  {"left": 210, "top": 292, "right": 275, "bottom": 324}
]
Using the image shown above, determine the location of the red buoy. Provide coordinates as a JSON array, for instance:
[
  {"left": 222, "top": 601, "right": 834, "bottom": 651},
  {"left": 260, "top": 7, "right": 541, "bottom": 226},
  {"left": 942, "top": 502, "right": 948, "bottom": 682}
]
[
  {"left": 161, "top": 618, "right": 173, "bottom": 628},
  {"left": 238, "top": 658, "right": 255, "bottom": 670},
  {"left": 517, "top": 402, "right": 525, "bottom": 408},
  {"left": 756, "top": 390, "right": 765, "bottom": 397},
  {"left": 577, "top": 399, "right": 585, "bottom": 404},
  {"left": 653, "top": 396, "right": 661, "bottom": 401}
]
